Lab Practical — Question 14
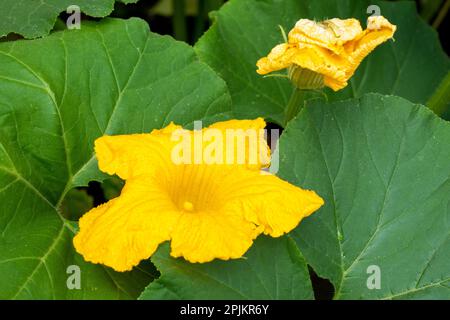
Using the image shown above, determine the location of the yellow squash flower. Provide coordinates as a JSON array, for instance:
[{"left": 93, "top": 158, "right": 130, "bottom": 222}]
[
  {"left": 257, "top": 16, "right": 397, "bottom": 91},
  {"left": 73, "top": 119, "right": 324, "bottom": 271}
]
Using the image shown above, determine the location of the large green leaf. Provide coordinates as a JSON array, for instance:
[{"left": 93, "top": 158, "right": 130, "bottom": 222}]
[
  {"left": 279, "top": 93, "right": 450, "bottom": 299},
  {"left": 0, "top": 0, "right": 139, "bottom": 39},
  {"left": 0, "top": 17, "right": 231, "bottom": 299},
  {"left": 195, "top": 0, "right": 450, "bottom": 125},
  {"left": 60, "top": 189, "right": 93, "bottom": 221},
  {"left": 139, "top": 236, "right": 314, "bottom": 299}
]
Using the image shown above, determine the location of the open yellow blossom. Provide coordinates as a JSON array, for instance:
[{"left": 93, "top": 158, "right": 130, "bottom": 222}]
[
  {"left": 73, "top": 119, "right": 324, "bottom": 271},
  {"left": 257, "top": 16, "right": 397, "bottom": 91}
]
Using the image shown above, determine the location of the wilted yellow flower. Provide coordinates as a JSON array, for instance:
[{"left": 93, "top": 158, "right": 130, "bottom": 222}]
[
  {"left": 73, "top": 119, "right": 324, "bottom": 271},
  {"left": 257, "top": 16, "right": 396, "bottom": 91}
]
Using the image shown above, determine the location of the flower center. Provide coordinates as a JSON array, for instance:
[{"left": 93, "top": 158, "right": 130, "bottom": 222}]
[
  {"left": 183, "top": 201, "right": 194, "bottom": 212},
  {"left": 162, "top": 165, "right": 224, "bottom": 213}
]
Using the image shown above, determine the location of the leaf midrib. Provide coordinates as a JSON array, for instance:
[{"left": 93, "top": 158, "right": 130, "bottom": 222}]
[{"left": 381, "top": 278, "right": 450, "bottom": 300}]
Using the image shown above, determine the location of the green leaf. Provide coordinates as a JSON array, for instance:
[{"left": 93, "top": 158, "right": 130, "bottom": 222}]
[
  {"left": 102, "top": 177, "right": 125, "bottom": 200},
  {"left": 0, "top": 17, "right": 231, "bottom": 299},
  {"left": 139, "top": 236, "right": 314, "bottom": 299},
  {"left": 195, "top": 0, "right": 450, "bottom": 125},
  {"left": 278, "top": 93, "right": 450, "bottom": 299},
  {"left": 60, "top": 188, "right": 93, "bottom": 221},
  {"left": 0, "top": 0, "right": 139, "bottom": 39}
]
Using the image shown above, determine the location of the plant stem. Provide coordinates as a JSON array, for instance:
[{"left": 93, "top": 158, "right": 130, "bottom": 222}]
[
  {"left": 432, "top": 0, "right": 450, "bottom": 29},
  {"left": 194, "top": 0, "right": 207, "bottom": 42},
  {"left": 427, "top": 71, "right": 450, "bottom": 116},
  {"left": 172, "top": 0, "right": 187, "bottom": 42},
  {"left": 284, "top": 87, "right": 305, "bottom": 126},
  {"left": 420, "top": 0, "right": 443, "bottom": 22},
  {"left": 193, "top": 0, "right": 225, "bottom": 42}
]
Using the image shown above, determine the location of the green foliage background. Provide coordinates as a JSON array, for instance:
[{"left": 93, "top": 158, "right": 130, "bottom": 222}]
[{"left": 0, "top": 0, "right": 448, "bottom": 299}]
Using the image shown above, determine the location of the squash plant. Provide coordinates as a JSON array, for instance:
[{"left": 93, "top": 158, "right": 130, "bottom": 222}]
[{"left": 0, "top": 0, "right": 448, "bottom": 300}]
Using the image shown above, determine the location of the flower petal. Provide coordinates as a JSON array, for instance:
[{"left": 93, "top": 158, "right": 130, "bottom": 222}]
[
  {"left": 289, "top": 18, "right": 363, "bottom": 54},
  {"left": 256, "top": 43, "right": 297, "bottom": 75},
  {"left": 345, "top": 16, "right": 397, "bottom": 80},
  {"left": 206, "top": 117, "right": 266, "bottom": 131},
  {"left": 95, "top": 123, "right": 182, "bottom": 179},
  {"left": 257, "top": 43, "right": 348, "bottom": 89},
  {"left": 73, "top": 176, "right": 181, "bottom": 271},
  {"left": 222, "top": 169, "right": 324, "bottom": 237},
  {"left": 169, "top": 209, "right": 261, "bottom": 263}
]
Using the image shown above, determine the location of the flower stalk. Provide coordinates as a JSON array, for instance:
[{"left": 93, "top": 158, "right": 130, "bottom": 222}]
[{"left": 284, "top": 87, "right": 305, "bottom": 125}]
